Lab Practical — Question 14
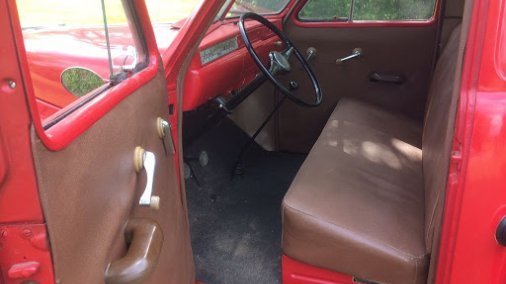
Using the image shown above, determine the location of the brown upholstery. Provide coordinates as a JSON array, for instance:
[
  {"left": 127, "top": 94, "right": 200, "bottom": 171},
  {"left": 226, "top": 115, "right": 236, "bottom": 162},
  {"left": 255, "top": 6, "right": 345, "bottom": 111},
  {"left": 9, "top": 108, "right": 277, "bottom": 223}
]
[
  {"left": 423, "top": 23, "right": 463, "bottom": 251},
  {"left": 282, "top": 25, "right": 463, "bottom": 284},
  {"left": 282, "top": 99, "right": 427, "bottom": 284},
  {"left": 278, "top": 21, "right": 438, "bottom": 153},
  {"left": 32, "top": 72, "right": 195, "bottom": 283}
]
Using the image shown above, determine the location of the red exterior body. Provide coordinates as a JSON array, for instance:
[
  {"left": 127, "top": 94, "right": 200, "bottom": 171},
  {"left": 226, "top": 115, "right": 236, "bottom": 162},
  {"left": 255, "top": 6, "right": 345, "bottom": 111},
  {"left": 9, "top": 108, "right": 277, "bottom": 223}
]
[
  {"left": 0, "top": 225, "right": 54, "bottom": 283},
  {"left": 436, "top": 0, "right": 506, "bottom": 283},
  {"left": 0, "top": 0, "right": 44, "bottom": 234},
  {"left": 0, "top": 1, "right": 55, "bottom": 282},
  {"left": 282, "top": 255, "right": 355, "bottom": 284}
]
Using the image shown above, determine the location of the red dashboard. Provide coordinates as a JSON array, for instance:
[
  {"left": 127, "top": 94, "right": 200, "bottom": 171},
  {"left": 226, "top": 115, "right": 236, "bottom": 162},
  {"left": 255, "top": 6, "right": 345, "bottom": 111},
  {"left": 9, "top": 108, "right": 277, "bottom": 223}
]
[{"left": 183, "top": 18, "right": 283, "bottom": 111}]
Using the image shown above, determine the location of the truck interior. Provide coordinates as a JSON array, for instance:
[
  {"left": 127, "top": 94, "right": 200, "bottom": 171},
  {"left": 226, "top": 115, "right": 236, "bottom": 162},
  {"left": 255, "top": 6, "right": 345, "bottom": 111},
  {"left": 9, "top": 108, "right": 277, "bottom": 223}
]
[
  {"left": 9, "top": 0, "right": 471, "bottom": 283},
  {"left": 181, "top": 0, "right": 469, "bottom": 283}
]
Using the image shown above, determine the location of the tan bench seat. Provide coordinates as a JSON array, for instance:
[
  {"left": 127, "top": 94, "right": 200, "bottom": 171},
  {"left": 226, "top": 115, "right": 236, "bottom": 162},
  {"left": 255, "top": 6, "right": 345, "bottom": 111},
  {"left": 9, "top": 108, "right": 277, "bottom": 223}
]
[
  {"left": 282, "top": 25, "right": 462, "bottom": 284},
  {"left": 282, "top": 98, "right": 426, "bottom": 283}
]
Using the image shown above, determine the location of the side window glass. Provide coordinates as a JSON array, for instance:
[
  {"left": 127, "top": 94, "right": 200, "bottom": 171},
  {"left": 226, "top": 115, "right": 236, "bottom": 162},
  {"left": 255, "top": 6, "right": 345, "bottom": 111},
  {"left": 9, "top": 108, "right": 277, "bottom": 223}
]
[
  {"left": 299, "top": 0, "right": 436, "bottom": 22},
  {"left": 353, "top": 0, "right": 436, "bottom": 20},
  {"left": 16, "top": 1, "right": 145, "bottom": 124},
  {"left": 299, "top": 0, "right": 350, "bottom": 21}
]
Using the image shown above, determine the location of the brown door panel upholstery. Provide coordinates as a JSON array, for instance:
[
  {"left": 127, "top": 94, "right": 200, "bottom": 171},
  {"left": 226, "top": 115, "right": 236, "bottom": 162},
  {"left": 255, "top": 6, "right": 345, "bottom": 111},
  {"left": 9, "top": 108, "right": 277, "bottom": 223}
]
[
  {"left": 31, "top": 72, "right": 194, "bottom": 283},
  {"left": 278, "top": 23, "right": 438, "bottom": 153}
]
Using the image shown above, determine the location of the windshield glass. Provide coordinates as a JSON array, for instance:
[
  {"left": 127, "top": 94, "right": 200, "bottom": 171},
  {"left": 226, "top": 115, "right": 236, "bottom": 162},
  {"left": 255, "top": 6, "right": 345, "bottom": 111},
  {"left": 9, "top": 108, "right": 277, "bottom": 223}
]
[{"left": 226, "top": 0, "right": 290, "bottom": 18}]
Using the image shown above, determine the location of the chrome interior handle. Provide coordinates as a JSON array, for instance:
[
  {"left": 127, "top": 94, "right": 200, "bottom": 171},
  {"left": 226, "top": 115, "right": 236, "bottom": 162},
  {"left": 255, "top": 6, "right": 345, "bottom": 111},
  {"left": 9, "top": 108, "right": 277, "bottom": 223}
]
[
  {"left": 134, "top": 148, "right": 159, "bottom": 209},
  {"left": 306, "top": 47, "right": 317, "bottom": 62},
  {"left": 336, "top": 48, "right": 362, "bottom": 65}
]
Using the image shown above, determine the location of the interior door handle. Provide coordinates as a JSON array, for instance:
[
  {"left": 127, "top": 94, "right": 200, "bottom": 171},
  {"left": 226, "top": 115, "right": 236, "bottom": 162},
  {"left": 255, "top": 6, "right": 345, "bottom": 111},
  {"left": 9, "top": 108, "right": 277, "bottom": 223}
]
[
  {"left": 336, "top": 48, "right": 362, "bottom": 64},
  {"left": 369, "top": 72, "right": 406, "bottom": 84},
  {"left": 105, "top": 218, "right": 163, "bottom": 284}
]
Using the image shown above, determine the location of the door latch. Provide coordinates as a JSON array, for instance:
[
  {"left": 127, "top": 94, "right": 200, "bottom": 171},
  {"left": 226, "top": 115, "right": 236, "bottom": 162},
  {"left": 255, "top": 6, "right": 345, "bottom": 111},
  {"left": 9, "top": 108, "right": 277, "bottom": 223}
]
[
  {"left": 157, "top": 118, "right": 175, "bottom": 155},
  {"left": 306, "top": 47, "right": 317, "bottom": 62},
  {"left": 336, "top": 48, "right": 362, "bottom": 65},
  {"left": 134, "top": 147, "right": 160, "bottom": 210}
]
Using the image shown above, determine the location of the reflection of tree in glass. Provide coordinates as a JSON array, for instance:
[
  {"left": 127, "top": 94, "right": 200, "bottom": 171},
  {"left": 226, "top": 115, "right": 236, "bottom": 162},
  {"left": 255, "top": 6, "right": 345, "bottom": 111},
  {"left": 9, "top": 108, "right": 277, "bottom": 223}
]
[
  {"left": 299, "top": 0, "right": 435, "bottom": 21},
  {"left": 61, "top": 68, "right": 105, "bottom": 97}
]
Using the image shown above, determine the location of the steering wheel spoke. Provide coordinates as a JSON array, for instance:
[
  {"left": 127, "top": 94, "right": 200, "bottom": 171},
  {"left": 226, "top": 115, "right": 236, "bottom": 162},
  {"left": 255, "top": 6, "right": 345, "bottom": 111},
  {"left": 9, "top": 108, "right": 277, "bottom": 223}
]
[{"left": 239, "top": 13, "right": 322, "bottom": 107}]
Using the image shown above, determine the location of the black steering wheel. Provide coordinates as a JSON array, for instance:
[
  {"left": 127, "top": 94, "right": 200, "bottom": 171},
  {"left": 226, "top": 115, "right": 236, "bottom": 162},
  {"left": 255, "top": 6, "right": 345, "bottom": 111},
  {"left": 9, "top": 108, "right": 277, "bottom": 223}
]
[{"left": 239, "top": 13, "right": 322, "bottom": 107}]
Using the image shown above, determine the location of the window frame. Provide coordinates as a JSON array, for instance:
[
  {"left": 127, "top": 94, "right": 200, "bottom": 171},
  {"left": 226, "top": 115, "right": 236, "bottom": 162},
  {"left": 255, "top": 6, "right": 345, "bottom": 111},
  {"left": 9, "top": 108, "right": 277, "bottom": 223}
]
[
  {"left": 18, "top": 1, "right": 149, "bottom": 129},
  {"left": 291, "top": 0, "right": 442, "bottom": 28},
  {"left": 12, "top": 0, "right": 160, "bottom": 151}
]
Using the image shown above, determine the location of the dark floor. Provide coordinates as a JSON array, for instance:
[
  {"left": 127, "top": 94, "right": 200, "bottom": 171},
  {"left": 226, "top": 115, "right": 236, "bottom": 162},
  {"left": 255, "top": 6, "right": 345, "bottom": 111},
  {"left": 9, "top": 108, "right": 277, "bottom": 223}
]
[{"left": 184, "top": 118, "right": 305, "bottom": 284}]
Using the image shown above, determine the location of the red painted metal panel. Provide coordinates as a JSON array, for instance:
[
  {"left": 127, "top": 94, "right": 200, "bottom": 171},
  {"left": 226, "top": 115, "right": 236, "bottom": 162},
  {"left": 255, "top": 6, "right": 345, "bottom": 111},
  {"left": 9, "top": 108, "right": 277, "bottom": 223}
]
[
  {"left": 0, "top": 0, "right": 44, "bottom": 224},
  {"left": 1, "top": 1, "right": 55, "bottom": 283},
  {"left": 35, "top": 99, "right": 60, "bottom": 120},
  {"left": 0, "top": 224, "right": 55, "bottom": 284},
  {"left": 436, "top": 0, "right": 506, "bottom": 283},
  {"left": 282, "top": 255, "right": 355, "bottom": 284}
]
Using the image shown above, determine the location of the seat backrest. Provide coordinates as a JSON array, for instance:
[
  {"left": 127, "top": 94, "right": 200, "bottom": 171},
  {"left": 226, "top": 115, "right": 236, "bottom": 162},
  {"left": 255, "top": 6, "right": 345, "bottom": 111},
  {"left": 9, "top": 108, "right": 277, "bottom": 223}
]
[{"left": 422, "top": 24, "right": 462, "bottom": 252}]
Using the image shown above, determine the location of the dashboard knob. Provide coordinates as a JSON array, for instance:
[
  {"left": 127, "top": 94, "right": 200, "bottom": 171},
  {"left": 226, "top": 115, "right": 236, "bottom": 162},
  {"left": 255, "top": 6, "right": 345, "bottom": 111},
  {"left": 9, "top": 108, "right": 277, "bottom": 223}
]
[{"left": 289, "top": 80, "right": 299, "bottom": 91}]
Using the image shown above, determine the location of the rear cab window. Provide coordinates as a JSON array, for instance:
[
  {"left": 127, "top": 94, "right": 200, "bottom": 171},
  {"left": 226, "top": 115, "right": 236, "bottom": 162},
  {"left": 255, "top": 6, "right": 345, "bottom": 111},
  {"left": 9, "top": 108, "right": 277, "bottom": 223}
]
[{"left": 298, "top": 0, "right": 437, "bottom": 22}]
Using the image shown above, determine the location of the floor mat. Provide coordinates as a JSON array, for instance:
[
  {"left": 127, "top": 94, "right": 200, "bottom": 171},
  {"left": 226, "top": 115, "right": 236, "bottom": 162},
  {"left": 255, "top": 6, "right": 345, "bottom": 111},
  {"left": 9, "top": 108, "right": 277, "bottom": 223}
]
[{"left": 184, "top": 119, "right": 305, "bottom": 284}]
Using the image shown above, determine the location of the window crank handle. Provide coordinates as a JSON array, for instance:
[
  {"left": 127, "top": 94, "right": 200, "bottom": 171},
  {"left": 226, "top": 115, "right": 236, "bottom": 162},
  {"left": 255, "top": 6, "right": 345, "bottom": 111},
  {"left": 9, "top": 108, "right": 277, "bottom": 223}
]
[{"left": 134, "top": 147, "right": 160, "bottom": 210}]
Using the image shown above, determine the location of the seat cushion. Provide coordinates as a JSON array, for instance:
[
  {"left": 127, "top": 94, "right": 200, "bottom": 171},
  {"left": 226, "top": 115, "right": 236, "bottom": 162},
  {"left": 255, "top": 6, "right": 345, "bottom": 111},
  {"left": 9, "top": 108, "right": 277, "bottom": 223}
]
[{"left": 282, "top": 98, "right": 427, "bottom": 284}]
